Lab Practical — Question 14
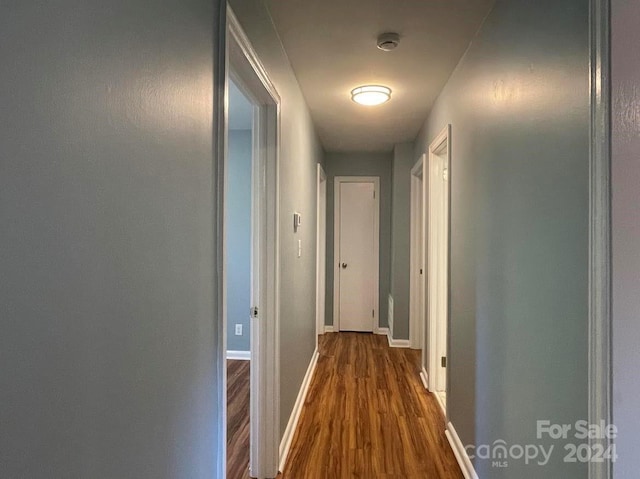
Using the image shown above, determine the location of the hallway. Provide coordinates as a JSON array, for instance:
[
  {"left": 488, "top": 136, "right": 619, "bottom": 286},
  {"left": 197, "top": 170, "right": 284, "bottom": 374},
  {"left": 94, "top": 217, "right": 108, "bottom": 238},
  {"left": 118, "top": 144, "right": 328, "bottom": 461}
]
[
  {"left": 279, "top": 333, "right": 463, "bottom": 478},
  {"left": 0, "top": 0, "right": 621, "bottom": 478}
]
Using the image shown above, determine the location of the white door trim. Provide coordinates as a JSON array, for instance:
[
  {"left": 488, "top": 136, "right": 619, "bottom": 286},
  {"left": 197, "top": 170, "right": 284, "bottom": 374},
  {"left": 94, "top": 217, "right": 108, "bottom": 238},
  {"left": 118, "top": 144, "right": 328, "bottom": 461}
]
[
  {"left": 315, "top": 164, "right": 327, "bottom": 345},
  {"left": 409, "top": 155, "right": 426, "bottom": 350},
  {"left": 427, "top": 125, "right": 451, "bottom": 415},
  {"left": 588, "top": 1, "right": 612, "bottom": 478},
  {"left": 213, "top": 4, "right": 226, "bottom": 478},
  {"left": 226, "top": 8, "right": 280, "bottom": 479},
  {"left": 333, "top": 176, "right": 380, "bottom": 333}
]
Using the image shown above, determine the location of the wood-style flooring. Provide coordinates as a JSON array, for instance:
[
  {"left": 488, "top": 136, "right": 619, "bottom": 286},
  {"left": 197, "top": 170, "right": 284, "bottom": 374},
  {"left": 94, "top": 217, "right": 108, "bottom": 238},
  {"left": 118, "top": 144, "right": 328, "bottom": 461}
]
[
  {"left": 228, "top": 333, "right": 463, "bottom": 479},
  {"left": 227, "top": 359, "right": 251, "bottom": 479},
  {"left": 278, "top": 332, "right": 463, "bottom": 479}
]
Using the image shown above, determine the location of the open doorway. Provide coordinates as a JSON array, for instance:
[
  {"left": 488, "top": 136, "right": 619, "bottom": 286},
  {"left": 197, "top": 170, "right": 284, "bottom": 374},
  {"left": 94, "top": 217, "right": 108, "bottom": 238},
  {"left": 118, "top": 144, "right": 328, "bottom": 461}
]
[
  {"left": 225, "top": 78, "right": 253, "bottom": 479},
  {"left": 427, "top": 125, "right": 451, "bottom": 415},
  {"left": 223, "top": 8, "right": 281, "bottom": 479}
]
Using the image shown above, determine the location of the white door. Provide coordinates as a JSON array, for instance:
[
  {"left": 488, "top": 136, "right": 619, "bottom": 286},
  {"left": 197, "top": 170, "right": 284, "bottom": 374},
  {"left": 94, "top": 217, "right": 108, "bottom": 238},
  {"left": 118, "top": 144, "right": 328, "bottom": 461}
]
[
  {"left": 335, "top": 178, "right": 379, "bottom": 332},
  {"left": 436, "top": 154, "right": 449, "bottom": 393},
  {"left": 427, "top": 125, "right": 450, "bottom": 412}
]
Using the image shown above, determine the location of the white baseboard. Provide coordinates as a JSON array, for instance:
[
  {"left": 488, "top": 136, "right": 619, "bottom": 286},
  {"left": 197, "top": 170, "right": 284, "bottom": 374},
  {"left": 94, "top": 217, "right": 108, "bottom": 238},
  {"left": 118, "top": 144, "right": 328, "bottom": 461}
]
[
  {"left": 325, "top": 326, "right": 390, "bottom": 335},
  {"left": 445, "top": 422, "right": 479, "bottom": 479},
  {"left": 386, "top": 331, "right": 411, "bottom": 348},
  {"left": 279, "top": 348, "right": 319, "bottom": 472},
  {"left": 420, "top": 367, "right": 429, "bottom": 390},
  {"left": 226, "top": 350, "right": 250, "bottom": 360},
  {"left": 388, "top": 294, "right": 394, "bottom": 337}
]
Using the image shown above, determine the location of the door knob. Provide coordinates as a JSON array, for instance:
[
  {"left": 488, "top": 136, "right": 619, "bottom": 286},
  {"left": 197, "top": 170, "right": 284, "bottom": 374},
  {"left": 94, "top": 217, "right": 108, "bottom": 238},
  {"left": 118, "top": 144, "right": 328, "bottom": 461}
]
[{"left": 341, "top": 263, "right": 348, "bottom": 269}]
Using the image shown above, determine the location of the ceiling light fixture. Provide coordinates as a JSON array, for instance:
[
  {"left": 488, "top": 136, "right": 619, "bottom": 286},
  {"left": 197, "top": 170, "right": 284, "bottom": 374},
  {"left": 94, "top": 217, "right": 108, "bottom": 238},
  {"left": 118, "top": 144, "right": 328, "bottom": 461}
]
[
  {"left": 377, "top": 32, "right": 400, "bottom": 52},
  {"left": 351, "top": 85, "right": 392, "bottom": 106}
]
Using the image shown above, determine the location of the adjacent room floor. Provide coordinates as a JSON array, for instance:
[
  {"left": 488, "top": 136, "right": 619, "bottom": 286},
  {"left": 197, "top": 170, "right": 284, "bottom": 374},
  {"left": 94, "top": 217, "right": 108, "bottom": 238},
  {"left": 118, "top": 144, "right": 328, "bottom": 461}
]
[
  {"left": 227, "top": 360, "right": 251, "bottom": 479},
  {"left": 278, "top": 332, "right": 463, "bottom": 479}
]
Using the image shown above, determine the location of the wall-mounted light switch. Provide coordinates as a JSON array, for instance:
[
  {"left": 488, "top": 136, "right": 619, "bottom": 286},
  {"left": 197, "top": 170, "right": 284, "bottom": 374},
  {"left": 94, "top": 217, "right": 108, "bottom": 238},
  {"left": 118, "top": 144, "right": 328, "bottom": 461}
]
[{"left": 235, "top": 324, "right": 242, "bottom": 336}]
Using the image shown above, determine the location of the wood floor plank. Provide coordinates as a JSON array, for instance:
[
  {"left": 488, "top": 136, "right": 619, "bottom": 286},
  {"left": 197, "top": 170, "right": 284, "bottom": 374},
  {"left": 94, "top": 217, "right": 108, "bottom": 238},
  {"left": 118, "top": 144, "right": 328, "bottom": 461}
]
[
  {"left": 277, "top": 332, "right": 464, "bottom": 479},
  {"left": 227, "top": 359, "right": 251, "bottom": 479}
]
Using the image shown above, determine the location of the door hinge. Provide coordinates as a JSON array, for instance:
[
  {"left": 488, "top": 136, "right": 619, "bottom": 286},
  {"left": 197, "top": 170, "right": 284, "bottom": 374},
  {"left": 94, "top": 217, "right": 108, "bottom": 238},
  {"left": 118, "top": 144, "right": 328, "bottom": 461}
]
[
  {"left": 420, "top": 268, "right": 423, "bottom": 275},
  {"left": 250, "top": 307, "right": 259, "bottom": 319},
  {"left": 441, "top": 356, "right": 447, "bottom": 368},
  {"left": 372, "top": 309, "right": 375, "bottom": 318},
  {"left": 373, "top": 190, "right": 376, "bottom": 199}
]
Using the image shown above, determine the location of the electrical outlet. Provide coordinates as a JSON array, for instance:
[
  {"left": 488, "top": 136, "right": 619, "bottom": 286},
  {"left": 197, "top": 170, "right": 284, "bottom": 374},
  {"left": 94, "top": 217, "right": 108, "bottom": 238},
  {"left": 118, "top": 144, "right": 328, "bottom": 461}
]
[{"left": 235, "top": 324, "right": 242, "bottom": 336}]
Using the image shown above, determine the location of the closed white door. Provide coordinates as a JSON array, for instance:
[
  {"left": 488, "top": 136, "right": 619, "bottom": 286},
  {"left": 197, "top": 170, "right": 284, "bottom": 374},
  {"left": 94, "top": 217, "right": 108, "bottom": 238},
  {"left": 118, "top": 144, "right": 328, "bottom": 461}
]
[{"left": 335, "top": 179, "right": 378, "bottom": 332}]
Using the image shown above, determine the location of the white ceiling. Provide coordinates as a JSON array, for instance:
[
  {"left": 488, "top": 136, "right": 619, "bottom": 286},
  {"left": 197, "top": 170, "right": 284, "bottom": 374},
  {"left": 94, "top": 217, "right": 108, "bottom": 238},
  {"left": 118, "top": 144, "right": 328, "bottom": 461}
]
[
  {"left": 265, "top": 0, "right": 494, "bottom": 153},
  {"left": 229, "top": 80, "right": 253, "bottom": 131}
]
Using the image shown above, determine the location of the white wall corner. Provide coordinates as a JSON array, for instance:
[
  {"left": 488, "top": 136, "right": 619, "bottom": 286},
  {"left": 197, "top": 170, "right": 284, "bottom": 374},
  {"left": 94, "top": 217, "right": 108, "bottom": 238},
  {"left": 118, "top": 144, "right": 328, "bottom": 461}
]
[
  {"left": 226, "top": 350, "right": 251, "bottom": 360},
  {"left": 386, "top": 330, "right": 411, "bottom": 348},
  {"left": 445, "top": 422, "right": 479, "bottom": 479},
  {"left": 279, "top": 349, "right": 319, "bottom": 472}
]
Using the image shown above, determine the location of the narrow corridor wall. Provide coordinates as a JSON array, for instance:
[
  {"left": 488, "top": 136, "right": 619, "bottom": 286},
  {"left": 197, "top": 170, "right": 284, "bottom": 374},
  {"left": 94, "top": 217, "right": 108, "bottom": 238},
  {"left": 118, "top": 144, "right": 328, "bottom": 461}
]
[
  {"left": 0, "top": 1, "right": 222, "bottom": 477},
  {"left": 414, "top": 0, "right": 590, "bottom": 477},
  {"left": 612, "top": 1, "right": 640, "bottom": 476}
]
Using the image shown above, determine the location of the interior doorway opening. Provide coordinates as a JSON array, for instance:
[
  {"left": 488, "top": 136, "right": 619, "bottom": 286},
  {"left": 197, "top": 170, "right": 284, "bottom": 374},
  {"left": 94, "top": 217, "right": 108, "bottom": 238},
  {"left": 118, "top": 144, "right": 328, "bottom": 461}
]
[
  {"left": 225, "top": 77, "right": 253, "bottom": 479},
  {"left": 427, "top": 125, "right": 451, "bottom": 415},
  {"left": 223, "top": 8, "right": 281, "bottom": 479}
]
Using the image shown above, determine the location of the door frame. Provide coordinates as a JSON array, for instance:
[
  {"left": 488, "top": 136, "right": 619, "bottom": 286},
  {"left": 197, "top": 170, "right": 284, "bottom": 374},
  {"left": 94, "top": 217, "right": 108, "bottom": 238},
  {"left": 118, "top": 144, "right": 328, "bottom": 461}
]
[
  {"left": 409, "top": 155, "right": 427, "bottom": 350},
  {"left": 316, "top": 164, "right": 327, "bottom": 345},
  {"left": 333, "top": 176, "right": 380, "bottom": 333},
  {"left": 427, "top": 125, "right": 451, "bottom": 414},
  {"left": 223, "top": 8, "right": 281, "bottom": 479}
]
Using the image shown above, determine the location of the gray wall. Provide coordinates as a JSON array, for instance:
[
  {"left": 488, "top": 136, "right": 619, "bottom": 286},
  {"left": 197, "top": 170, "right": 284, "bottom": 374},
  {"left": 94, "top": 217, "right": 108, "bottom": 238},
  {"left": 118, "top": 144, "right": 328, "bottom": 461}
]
[
  {"left": 0, "top": 1, "right": 221, "bottom": 477},
  {"left": 390, "top": 142, "right": 417, "bottom": 340},
  {"left": 414, "top": 0, "right": 590, "bottom": 477},
  {"left": 612, "top": 1, "right": 640, "bottom": 476},
  {"left": 228, "top": 0, "right": 325, "bottom": 438},
  {"left": 324, "top": 152, "right": 393, "bottom": 330},
  {"left": 227, "top": 130, "right": 252, "bottom": 352}
]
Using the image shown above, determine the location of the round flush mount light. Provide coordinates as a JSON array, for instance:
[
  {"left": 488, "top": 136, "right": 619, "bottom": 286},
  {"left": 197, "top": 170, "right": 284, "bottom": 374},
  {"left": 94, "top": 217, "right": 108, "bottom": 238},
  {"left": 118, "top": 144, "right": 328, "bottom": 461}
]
[{"left": 350, "top": 85, "right": 392, "bottom": 106}]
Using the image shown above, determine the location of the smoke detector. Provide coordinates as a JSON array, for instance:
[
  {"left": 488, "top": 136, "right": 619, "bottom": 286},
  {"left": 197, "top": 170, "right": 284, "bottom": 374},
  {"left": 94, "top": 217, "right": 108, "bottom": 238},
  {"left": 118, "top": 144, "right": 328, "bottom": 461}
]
[{"left": 377, "top": 32, "right": 400, "bottom": 52}]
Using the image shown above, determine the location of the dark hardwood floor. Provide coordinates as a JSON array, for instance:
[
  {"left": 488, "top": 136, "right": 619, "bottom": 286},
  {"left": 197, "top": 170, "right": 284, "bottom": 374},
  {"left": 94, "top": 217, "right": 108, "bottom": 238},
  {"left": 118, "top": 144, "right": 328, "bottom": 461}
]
[
  {"left": 227, "top": 359, "right": 250, "bottom": 479},
  {"left": 227, "top": 334, "right": 463, "bottom": 479},
  {"left": 278, "top": 332, "right": 463, "bottom": 479}
]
